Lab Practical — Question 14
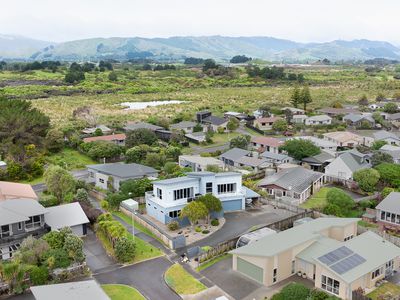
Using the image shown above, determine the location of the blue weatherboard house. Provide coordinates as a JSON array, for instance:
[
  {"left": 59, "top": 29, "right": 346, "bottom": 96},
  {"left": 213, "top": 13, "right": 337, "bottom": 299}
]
[{"left": 145, "top": 172, "right": 257, "bottom": 225}]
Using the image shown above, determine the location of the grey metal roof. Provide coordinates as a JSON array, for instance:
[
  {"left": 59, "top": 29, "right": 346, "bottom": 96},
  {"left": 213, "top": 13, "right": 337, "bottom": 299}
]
[
  {"left": 31, "top": 280, "right": 110, "bottom": 300},
  {"left": 260, "top": 151, "right": 290, "bottom": 161},
  {"left": 376, "top": 192, "right": 400, "bottom": 214},
  {"left": 202, "top": 115, "right": 227, "bottom": 126},
  {"left": 0, "top": 199, "right": 47, "bottom": 226},
  {"left": 302, "top": 150, "right": 335, "bottom": 165},
  {"left": 170, "top": 121, "right": 197, "bottom": 130},
  {"left": 373, "top": 130, "right": 400, "bottom": 141},
  {"left": 258, "top": 167, "right": 324, "bottom": 193},
  {"left": 124, "top": 122, "right": 163, "bottom": 131},
  {"left": 236, "top": 156, "right": 268, "bottom": 167},
  {"left": 343, "top": 113, "right": 375, "bottom": 123},
  {"left": 88, "top": 163, "right": 158, "bottom": 178},
  {"left": 243, "top": 186, "right": 260, "bottom": 198},
  {"left": 337, "top": 151, "right": 371, "bottom": 172},
  {"left": 219, "top": 148, "right": 250, "bottom": 161},
  {"left": 45, "top": 202, "right": 89, "bottom": 230}
]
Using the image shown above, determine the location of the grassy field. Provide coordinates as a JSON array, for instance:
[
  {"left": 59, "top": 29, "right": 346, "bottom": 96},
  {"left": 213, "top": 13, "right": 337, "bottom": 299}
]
[
  {"left": 300, "top": 187, "right": 331, "bottom": 210},
  {"left": 46, "top": 148, "right": 96, "bottom": 170},
  {"left": 367, "top": 282, "right": 400, "bottom": 300},
  {"left": 102, "top": 284, "right": 145, "bottom": 300},
  {"left": 165, "top": 263, "right": 207, "bottom": 295},
  {"left": 1, "top": 65, "right": 398, "bottom": 128}
]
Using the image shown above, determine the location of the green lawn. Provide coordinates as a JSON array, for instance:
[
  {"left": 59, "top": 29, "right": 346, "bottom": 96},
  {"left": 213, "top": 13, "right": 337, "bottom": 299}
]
[
  {"left": 96, "top": 228, "right": 163, "bottom": 264},
  {"left": 113, "top": 211, "right": 165, "bottom": 245},
  {"left": 196, "top": 254, "right": 231, "bottom": 272},
  {"left": 367, "top": 282, "right": 400, "bottom": 300},
  {"left": 46, "top": 148, "right": 96, "bottom": 170},
  {"left": 165, "top": 264, "right": 207, "bottom": 295},
  {"left": 300, "top": 187, "right": 331, "bottom": 210},
  {"left": 102, "top": 284, "right": 145, "bottom": 300}
]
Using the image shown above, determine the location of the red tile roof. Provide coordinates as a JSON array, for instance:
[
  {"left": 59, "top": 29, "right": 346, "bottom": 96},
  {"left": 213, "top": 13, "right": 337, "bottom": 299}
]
[
  {"left": 251, "top": 136, "right": 283, "bottom": 147},
  {"left": 83, "top": 133, "right": 126, "bottom": 143}
]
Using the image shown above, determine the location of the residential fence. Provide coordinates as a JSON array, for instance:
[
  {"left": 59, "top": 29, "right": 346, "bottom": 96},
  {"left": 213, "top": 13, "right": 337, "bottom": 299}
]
[
  {"left": 89, "top": 189, "right": 106, "bottom": 201},
  {"left": 119, "top": 206, "right": 185, "bottom": 249},
  {"left": 358, "top": 225, "right": 400, "bottom": 248}
]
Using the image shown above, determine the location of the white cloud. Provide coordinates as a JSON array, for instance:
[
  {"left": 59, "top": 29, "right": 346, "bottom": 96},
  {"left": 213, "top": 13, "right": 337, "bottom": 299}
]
[{"left": 1, "top": 0, "right": 399, "bottom": 44}]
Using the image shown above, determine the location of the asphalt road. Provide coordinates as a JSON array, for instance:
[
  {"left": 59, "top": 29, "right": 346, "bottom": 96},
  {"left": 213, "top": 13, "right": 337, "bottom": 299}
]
[{"left": 95, "top": 256, "right": 179, "bottom": 300}]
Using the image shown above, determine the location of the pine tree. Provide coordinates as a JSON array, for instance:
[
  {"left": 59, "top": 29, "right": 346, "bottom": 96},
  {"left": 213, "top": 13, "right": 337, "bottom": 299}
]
[
  {"left": 300, "top": 85, "right": 312, "bottom": 111},
  {"left": 290, "top": 86, "right": 301, "bottom": 108}
]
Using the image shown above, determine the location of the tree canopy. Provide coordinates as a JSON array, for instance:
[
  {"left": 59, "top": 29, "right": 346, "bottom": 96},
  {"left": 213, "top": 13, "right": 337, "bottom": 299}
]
[
  {"left": 44, "top": 165, "right": 76, "bottom": 203},
  {"left": 125, "top": 128, "right": 158, "bottom": 148},
  {"left": 180, "top": 201, "right": 208, "bottom": 226},
  {"left": 229, "top": 135, "right": 250, "bottom": 149},
  {"left": 353, "top": 168, "right": 380, "bottom": 192},
  {"left": 280, "top": 139, "right": 320, "bottom": 160},
  {"left": 323, "top": 188, "right": 355, "bottom": 217}
]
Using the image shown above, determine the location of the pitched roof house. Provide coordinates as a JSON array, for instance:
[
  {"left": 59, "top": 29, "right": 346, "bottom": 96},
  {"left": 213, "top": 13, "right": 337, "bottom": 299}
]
[
  {"left": 253, "top": 116, "right": 282, "bottom": 131},
  {"left": 373, "top": 130, "right": 400, "bottom": 146},
  {"left": 83, "top": 133, "right": 126, "bottom": 146},
  {"left": 0, "top": 181, "right": 38, "bottom": 201},
  {"left": 258, "top": 167, "right": 324, "bottom": 203},
  {"left": 179, "top": 155, "right": 224, "bottom": 172},
  {"left": 375, "top": 192, "right": 400, "bottom": 231},
  {"left": 231, "top": 217, "right": 400, "bottom": 300},
  {"left": 123, "top": 122, "right": 163, "bottom": 132},
  {"left": 87, "top": 163, "right": 158, "bottom": 190},
  {"left": 343, "top": 113, "right": 375, "bottom": 127},
  {"left": 219, "top": 148, "right": 269, "bottom": 171},
  {"left": 251, "top": 136, "right": 284, "bottom": 153},
  {"left": 305, "top": 115, "right": 332, "bottom": 126},
  {"left": 289, "top": 136, "right": 337, "bottom": 151},
  {"left": 323, "top": 131, "right": 365, "bottom": 148},
  {"left": 170, "top": 121, "right": 198, "bottom": 133},
  {"left": 324, "top": 150, "right": 371, "bottom": 180},
  {"left": 301, "top": 150, "right": 336, "bottom": 172},
  {"left": 380, "top": 144, "right": 400, "bottom": 163},
  {"left": 31, "top": 280, "right": 110, "bottom": 300}
]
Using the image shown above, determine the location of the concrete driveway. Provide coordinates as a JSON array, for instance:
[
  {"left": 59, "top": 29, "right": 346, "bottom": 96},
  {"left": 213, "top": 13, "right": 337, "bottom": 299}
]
[
  {"left": 200, "top": 256, "right": 262, "bottom": 300},
  {"left": 6, "top": 294, "right": 35, "bottom": 300},
  {"left": 177, "top": 206, "right": 294, "bottom": 254},
  {"left": 83, "top": 229, "right": 119, "bottom": 273},
  {"left": 95, "top": 256, "right": 179, "bottom": 300}
]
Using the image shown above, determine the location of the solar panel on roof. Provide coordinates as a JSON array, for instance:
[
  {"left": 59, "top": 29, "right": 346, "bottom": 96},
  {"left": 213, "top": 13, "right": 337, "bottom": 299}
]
[
  {"left": 318, "top": 246, "right": 354, "bottom": 266},
  {"left": 330, "top": 254, "right": 366, "bottom": 275}
]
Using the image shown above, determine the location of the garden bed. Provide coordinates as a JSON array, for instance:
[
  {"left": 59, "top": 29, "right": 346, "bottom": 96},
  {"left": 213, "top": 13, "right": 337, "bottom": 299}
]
[{"left": 367, "top": 282, "right": 400, "bottom": 300}]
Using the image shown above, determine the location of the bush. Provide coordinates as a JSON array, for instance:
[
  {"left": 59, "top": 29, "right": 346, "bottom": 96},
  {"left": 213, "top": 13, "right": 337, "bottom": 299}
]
[
  {"left": 114, "top": 237, "right": 136, "bottom": 263},
  {"left": 41, "top": 248, "right": 71, "bottom": 269},
  {"left": 167, "top": 221, "right": 179, "bottom": 231},
  {"left": 211, "top": 219, "right": 219, "bottom": 226},
  {"left": 75, "top": 188, "right": 89, "bottom": 205},
  {"left": 100, "top": 200, "right": 110, "bottom": 211},
  {"left": 202, "top": 230, "right": 210, "bottom": 234},
  {"left": 195, "top": 226, "right": 202, "bottom": 233},
  {"left": 29, "top": 266, "right": 49, "bottom": 285},
  {"left": 323, "top": 188, "right": 355, "bottom": 217},
  {"left": 271, "top": 283, "right": 310, "bottom": 300}
]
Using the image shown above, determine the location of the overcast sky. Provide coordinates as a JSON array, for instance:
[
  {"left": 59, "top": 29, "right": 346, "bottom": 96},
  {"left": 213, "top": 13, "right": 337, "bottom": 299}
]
[{"left": 1, "top": 0, "right": 399, "bottom": 44}]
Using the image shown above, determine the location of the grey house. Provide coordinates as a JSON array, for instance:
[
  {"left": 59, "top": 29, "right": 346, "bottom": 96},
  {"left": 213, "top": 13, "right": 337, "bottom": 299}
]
[
  {"left": 343, "top": 114, "right": 375, "bottom": 127},
  {"left": 124, "top": 122, "right": 163, "bottom": 132},
  {"left": 170, "top": 121, "right": 198, "bottom": 133},
  {"left": 88, "top": 163, "right": 158, "bottom": 190},
  {"left": 0, "top": 199, "right": 49, "bottom": 260},
  {"left": 219, "top": 148, "right": 251, "bottom": 167}
]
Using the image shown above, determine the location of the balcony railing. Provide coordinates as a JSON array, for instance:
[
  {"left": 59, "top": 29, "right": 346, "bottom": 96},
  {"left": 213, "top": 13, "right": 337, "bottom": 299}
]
[{"left": 0, "top": 224, "right": 50, "bottom": 246}]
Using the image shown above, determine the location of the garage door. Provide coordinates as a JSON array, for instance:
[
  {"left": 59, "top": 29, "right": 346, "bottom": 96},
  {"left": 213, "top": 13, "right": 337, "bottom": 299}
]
[
  {"left": 222, "top": 199, "right": 243, "bottom": 211},
  {"left": 237, "top": 257, "right": 264, "bottom": 283}
]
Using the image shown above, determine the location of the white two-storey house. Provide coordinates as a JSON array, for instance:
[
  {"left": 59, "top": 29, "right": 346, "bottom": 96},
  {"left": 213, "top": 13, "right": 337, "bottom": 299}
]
[{"left": 145, "top": 172, "right": 250, "bottom": 225}]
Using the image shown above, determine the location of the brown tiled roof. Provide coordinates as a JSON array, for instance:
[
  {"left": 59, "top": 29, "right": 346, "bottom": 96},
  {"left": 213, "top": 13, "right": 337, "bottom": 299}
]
[
  {"left": 83, "top": 133, "right": 126, "bottom": 143},
  {"left": 251, "top": 136, "right": 283, "bottom": 147},
  {"left": 0, "top": 181, "right": 38, "bottom": 201}
]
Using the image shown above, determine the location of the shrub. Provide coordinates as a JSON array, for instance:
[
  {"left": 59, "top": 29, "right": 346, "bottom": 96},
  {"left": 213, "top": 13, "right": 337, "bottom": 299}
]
[
  {"left": 195, "top": 226, "right": 202, "bottom": 233},
  {"left": 211, "top": 219, "right": 219, "bottom": 226},
  {"left": 114, "top": 237, "right": 136, "bottom": 263},
  {"left": 202, "top": 230, "right": 210, "bottom": 234},
  {"left": 75, "top": 188, "right": 89, "bottom": 205},
  {"left": 42, "top": 248, "right": 71, "bottom": 269},
  {"left": 29, "top": 266, "right": 49, "bottom": 285},
  {"left": 100, "top": 200, "right": 110, "bottom": 211},
  {"left": 167, "top": 221, "right": 179, "bottom": 231},
  {"left": 271, "top": 283, "right": 310, "bottom": 300}
]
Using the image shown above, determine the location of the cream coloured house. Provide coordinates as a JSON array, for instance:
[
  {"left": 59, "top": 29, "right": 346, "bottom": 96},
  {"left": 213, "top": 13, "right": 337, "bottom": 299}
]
[{"left": 231, "top": 218, "right": 400, "bottom": 300}]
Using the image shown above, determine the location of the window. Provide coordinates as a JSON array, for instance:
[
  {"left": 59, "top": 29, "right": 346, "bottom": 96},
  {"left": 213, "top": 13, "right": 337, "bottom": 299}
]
[
  {"left": 386, "top": 212, "right": 391, "bottom": 221},
  {"left": 344, "top": 235, "right": 354, "bottom": 241},
  {"left": 25, "top": 215, "right": 41, "bottom": 229},
  {"left": 372, "top": 268, "right": 381, "bottom": 279},
  {"left": 99, "top": 178, "right": 105, "bottom": 184},
  {"left": 157, "top": 188, "right": 162, "bottom": 199},
  {"left": 273, "top": 268, "right": 277, "bottom": 283},
  {"left": 217, "top": 183, "right": 236, "bottom": 194},
  {"left": 18, "top": 222, "right": 22, "bottom": 231},
  {"left": 321, "top": 275, "right": 340, "bottom": 295},
  {"left": 291, "top": 261, "right": 295, "bottom": 274},
  {"left": 206, "top": 182, "right": 213, "bottom": 193},
  {"left": 169, "top": 210, "right": 181, "bottom": 218},
  {"left": 392, "top": 213, "right": 396, "bottom": 223},
  {"left": 0, "top": 225, "right": 10, "bottom": 237},
  {"left": 173, "top": 188, "right": 193, "bottom": 200},
  {"left": 381, "top": 211, "right": 386, "bottom": 220}
]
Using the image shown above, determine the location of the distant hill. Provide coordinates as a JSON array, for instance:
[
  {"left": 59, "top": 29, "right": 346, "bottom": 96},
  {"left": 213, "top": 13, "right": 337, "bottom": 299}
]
[
  {"left": 1, "top": 35, "right": 400, "bottom": 62},
  {"left": 0, "top": 35, "right": 54, "bottom": 59}
]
